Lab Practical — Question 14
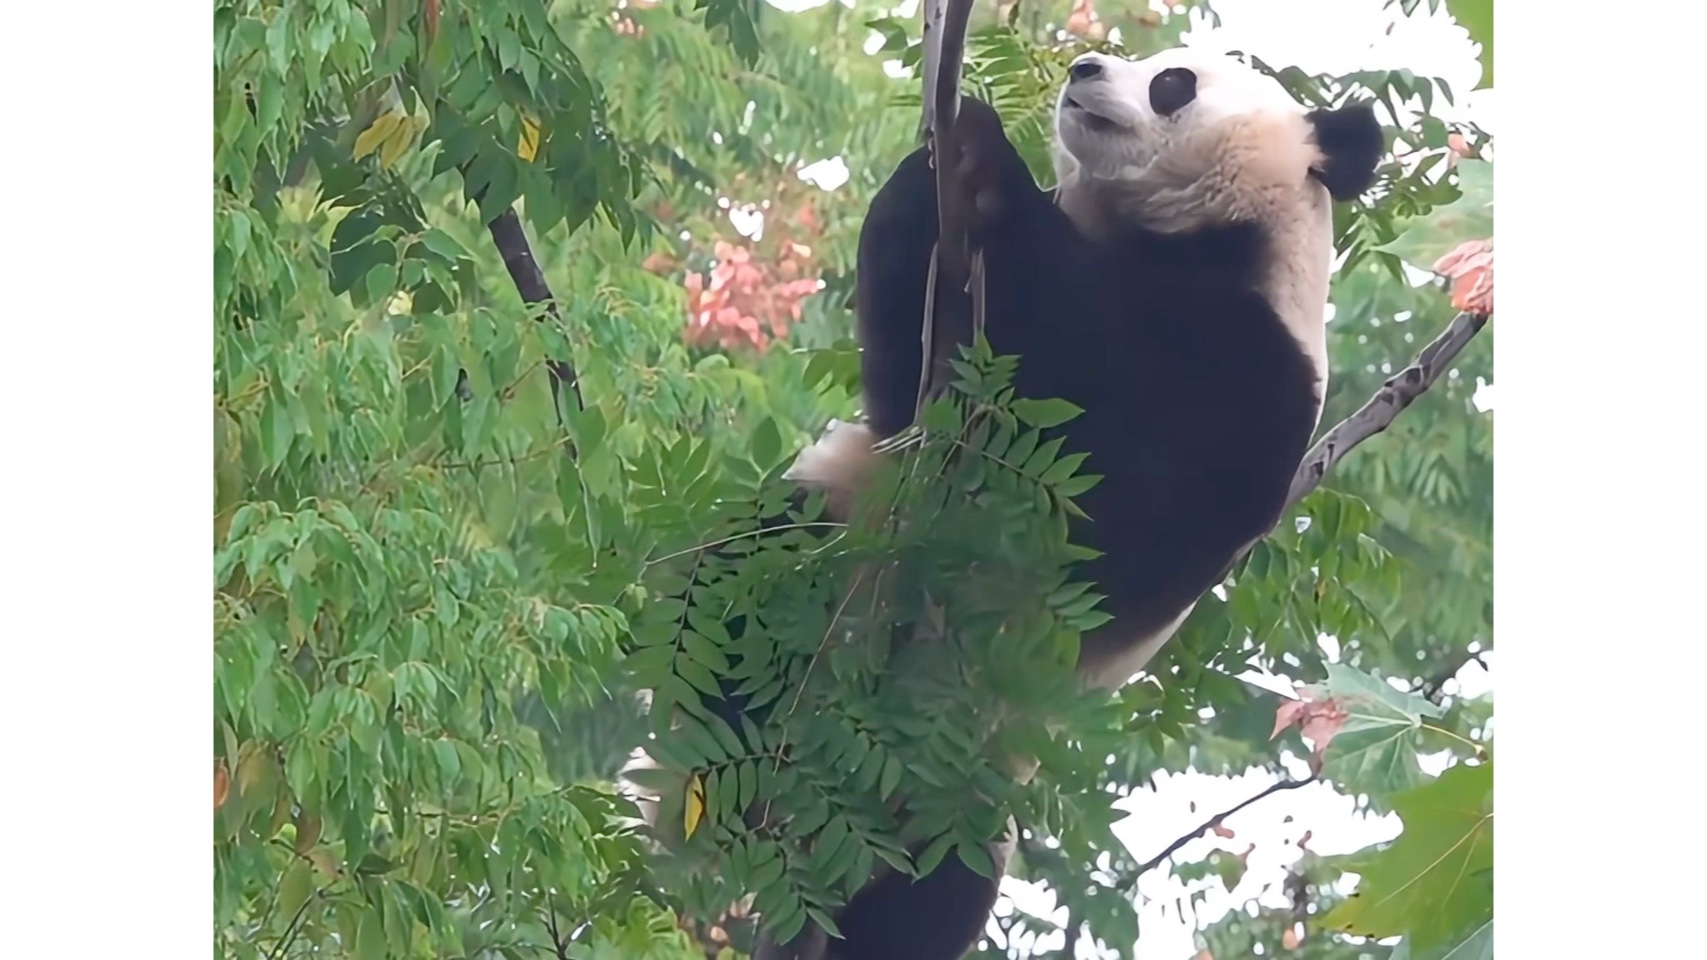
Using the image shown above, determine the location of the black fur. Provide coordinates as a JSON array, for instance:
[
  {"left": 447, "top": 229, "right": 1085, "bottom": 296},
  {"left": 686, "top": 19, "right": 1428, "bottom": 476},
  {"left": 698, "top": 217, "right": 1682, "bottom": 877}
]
[
  {"left": 859, "top": 96, "right": 1323, "bottom": 689},
  {"left": 1307, "top": 102, "right": 1385, "bottom": 201}
]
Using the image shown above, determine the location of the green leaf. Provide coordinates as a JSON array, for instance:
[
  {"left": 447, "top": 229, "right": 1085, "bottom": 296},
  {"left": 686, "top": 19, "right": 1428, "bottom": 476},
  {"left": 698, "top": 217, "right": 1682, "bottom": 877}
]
[
  {"left": 355, "top": 906, "right": 387, "bottom": 960},
  {"left": 364, "top": 262, "right": 397, "bottom": 306},
  {"left": 417, "top": 228, "right": 471, "bottom": 262},
  {"left": 1391, "top": 920, "right": 1494, "bottom": 960},
  {"left": 1446, "top": 0, "right": 1493, "bottom": 90},
  {"left": 277, "top": 857, "right": 315, "bottom": 922},
  {"left": 1009, "top": 397, "right": 1083, "bottom": 429},
  {"left": 1313, "top": 663, "right": 1445, "bottom": 796},
  {"left": 1376, "top": 159, "right": 1492, "bottom": 271},
  {"left": 1322, "top": 761, "right": 1493, "bottom": 951},
  {"left": 878, "top": 754, "right": 903, "bottom": 800},
  {"left": 752, "top": 417, "right": 783, "bottom": 470}
]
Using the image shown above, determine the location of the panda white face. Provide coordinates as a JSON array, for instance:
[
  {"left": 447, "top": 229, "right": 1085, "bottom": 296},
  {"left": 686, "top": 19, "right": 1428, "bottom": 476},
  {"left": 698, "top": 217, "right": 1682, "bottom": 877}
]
[{"left": 1054, "top": 48, "right": 1319, "bottom": 204}]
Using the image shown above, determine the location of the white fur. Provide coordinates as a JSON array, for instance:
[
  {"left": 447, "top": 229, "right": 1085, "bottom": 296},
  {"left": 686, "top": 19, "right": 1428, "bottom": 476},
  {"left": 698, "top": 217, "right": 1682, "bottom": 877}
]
[
  {"left": 618, "top": 744, "right": 666, "bottom": 827},
  {"left": 782, "top": 418, "right": 879, "bottom": 522},
  {"left": 1078, "top": 600, "right": 1199, "bottom": 693},
  {"left": 1054, "top": 48, "right": 1334, "bottom": 427}
]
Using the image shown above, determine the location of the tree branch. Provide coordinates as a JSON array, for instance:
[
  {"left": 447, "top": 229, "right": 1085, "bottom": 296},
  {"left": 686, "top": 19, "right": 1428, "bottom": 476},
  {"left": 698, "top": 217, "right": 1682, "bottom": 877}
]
[
  {"left": 1122, "top": 775, "right": 1319, "bottom": 892},
  {"left": 916, "top": 0, "right": 979, "bottom": 415},
  {"left": 1286, "top": 310, "right": 1488, "bottom": 509},
  {"left": 1218, "top": 310, "right": 1490, "bottom": 582},
  {"left": 484, "top": 206, "right": 583, "bottom": 427}
]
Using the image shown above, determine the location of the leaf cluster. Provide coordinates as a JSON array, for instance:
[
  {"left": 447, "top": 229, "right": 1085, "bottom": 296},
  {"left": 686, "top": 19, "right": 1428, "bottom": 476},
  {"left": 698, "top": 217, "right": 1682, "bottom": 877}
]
[{"left": 628, "top": 338, "right": 1137, "bottom": 941}]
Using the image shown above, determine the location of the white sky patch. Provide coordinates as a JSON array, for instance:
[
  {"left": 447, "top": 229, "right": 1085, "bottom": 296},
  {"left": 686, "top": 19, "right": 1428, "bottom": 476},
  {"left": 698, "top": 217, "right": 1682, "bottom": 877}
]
[{"left": 797, "top": 156, "right": 851, "bottom": 191}]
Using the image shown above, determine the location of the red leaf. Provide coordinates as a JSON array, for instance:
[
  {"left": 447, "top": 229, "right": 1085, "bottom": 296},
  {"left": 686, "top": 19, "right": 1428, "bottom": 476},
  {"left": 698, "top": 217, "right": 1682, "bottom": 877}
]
[
  {"left": 1270, "top": 699, "right": 1309, "bottom": 740},
  {"left": 1271, "top": 694, "right": 1350, "bottom": 772},
  {"left": 1433, "top": 239, "right": 1494, "bottom": 316},
  {"left": 1066, "top": 0, "right": 1096, "bottom": 36}
]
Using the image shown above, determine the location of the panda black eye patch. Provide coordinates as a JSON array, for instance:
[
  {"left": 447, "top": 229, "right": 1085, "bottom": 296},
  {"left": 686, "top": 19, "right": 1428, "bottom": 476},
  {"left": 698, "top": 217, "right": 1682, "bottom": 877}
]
[{"left": 1149, "top": 68, "right": 1197, "bottom": 116}]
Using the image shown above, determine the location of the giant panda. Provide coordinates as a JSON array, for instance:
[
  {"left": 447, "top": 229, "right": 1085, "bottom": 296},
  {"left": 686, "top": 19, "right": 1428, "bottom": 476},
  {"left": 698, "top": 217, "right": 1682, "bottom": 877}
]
[{"left": 627, "top": 45, "right": 1384, "bottom": 960}]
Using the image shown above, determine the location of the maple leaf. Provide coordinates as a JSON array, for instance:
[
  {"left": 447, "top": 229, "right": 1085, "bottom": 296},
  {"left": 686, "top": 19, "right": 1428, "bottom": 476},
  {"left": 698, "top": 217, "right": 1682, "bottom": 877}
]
[
  {"left": 1320, "top": 761, "right": 1493, "bottom": 953},
  {"left": 1305, "top": 663, "right": 1446, "bottom": 796},
  {"left": 1271, "top": 691, "right": 1349, "bottom": 773}
]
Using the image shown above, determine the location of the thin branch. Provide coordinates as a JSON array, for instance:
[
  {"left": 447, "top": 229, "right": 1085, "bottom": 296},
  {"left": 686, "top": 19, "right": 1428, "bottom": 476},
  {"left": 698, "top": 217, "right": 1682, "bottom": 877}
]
[
  {"left": 1123, "top": 775, "right": 1319, "bottom": 891},
  {"left": 265, "top": 886, "right": 319, "bottom": 960},
  {"left": 1060, "top": 915, "right": 1081, "bottom": 958},
  {"left": 1417, "top": 648, "right": 1489, "bottom": 703},
  {"left": 545, "top": 901, "right": 576, "bottom": 960},
  {"left": 485, "top": 206, "right": 583, "bottom": 427},
  {"left": 1285, "top": 310, "right": 1488, "bottom": 509}
]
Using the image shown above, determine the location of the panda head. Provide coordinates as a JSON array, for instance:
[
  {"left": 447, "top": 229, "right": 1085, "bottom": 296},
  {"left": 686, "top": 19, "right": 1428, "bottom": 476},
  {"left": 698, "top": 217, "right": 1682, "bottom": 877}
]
[
  {"left": 1053, "top": 46, "right": 1384, "bottom": 411},
  {"left": 1053, "top": 47, "right": 1382, "bottom": 217}
]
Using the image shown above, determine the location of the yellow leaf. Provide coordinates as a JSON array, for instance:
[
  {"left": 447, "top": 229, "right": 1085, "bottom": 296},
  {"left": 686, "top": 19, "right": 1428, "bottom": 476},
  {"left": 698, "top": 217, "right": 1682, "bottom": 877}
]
[
  {"left": 517, "top": 116, "right": 541, "bottom": 162},
  {"left": 378, "top": 114, "right": 421, "bottom": 171},
  {"left": 353, "top": 112, "right": 404, "bottom": 162},
  {"left": 684, "top": 773, "right": 706, "bottom": 839}
]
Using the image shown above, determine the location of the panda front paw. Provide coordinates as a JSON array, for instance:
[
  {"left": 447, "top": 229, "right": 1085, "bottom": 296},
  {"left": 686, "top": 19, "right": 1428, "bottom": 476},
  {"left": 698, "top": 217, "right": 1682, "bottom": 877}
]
[{"left": 944, "top": 96, "right": 1017, "bottom": 234}]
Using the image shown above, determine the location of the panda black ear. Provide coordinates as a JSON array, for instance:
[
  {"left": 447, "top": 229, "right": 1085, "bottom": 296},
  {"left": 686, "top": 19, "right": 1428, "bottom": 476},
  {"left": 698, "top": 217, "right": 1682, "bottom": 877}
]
[{"left": 1306, "top": 102, "right": 1384, "bottom": 202}]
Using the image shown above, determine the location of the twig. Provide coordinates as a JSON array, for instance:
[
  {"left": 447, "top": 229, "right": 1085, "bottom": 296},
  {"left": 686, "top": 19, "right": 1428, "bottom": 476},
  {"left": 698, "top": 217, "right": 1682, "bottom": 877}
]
[
  {"left": 545, "top": 901, "right": 573, "bottom": 960},
  {"left": 1123, "top": 775, "right": 1319, "bottom": 890}
]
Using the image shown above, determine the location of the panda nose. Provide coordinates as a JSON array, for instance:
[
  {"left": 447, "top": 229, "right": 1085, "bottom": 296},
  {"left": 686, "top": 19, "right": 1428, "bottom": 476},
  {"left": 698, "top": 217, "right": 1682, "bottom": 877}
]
[
  {"left": 1149, "top": 68, "right": 1198, "bottom": 116},
  {"left": 1069, "top": 58, "right": 1104, "bottom": 82}
]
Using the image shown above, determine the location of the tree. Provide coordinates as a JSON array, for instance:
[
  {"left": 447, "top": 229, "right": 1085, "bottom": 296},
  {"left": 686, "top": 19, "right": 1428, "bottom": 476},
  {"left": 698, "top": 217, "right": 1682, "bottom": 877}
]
[{"left": 212, "top": 1, "right": 1493, "bottom": 958}]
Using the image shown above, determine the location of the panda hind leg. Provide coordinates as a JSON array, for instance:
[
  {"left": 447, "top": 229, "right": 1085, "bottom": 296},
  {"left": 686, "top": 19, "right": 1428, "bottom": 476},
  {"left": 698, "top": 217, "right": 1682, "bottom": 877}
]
[{"left": 824, "top": 846, "right": 1005, "bottom": 960}]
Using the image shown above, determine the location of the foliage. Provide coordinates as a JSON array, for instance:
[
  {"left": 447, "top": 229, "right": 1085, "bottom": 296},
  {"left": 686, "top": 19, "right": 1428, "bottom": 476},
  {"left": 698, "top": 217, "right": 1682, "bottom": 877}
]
[
  {"left": 213, "top": 1, "right": 1495, "bottom": 959},
  {"left": 628, "top": 338, "right": 1142, "bottom": 944},
  {"left": 1323, "top": 762, "right": 1493, "bottom": 958},
  {"left": 1379, "top": 159, "right": 1493, "bottom": 272}
]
